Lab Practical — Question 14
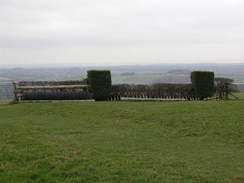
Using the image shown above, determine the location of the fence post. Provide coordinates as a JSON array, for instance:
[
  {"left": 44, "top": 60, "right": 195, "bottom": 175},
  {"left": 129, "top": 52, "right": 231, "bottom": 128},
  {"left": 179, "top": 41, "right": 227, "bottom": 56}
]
[{"left": 12, "top": 81, "right": 17, "bottom": 101}]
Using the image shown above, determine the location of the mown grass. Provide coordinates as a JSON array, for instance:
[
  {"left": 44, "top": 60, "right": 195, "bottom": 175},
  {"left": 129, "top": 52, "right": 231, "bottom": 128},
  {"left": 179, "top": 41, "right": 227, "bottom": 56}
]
[{"left": 0, "top": 100, "right": 243, "bottom": 182}]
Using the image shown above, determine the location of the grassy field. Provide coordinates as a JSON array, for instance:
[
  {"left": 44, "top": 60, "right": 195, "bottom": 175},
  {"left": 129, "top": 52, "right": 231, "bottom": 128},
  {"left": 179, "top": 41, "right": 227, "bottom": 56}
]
[
  {"left": 216, "top": 75, "right": 244, "bottom": 82},
  {"left": 112, "top": 74, "right": 163, "bottom": 84},
  {"left": 0, "top": 100, "right": 243, "bottom": 182},
  {"left": 229, "top": 92, "right": 244, "bottom": 99}
]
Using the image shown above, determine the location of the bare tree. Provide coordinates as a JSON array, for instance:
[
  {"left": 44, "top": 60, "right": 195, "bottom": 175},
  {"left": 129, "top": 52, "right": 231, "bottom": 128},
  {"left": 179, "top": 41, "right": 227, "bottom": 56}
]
[{"left": 215, "top": 78, "right": 238, "bottom": 100}]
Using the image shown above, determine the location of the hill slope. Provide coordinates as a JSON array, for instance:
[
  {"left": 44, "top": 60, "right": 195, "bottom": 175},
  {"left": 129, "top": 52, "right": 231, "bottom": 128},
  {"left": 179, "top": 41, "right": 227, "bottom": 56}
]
[{"left": 0, "top": 100, "right": 243, "bottom": 182}]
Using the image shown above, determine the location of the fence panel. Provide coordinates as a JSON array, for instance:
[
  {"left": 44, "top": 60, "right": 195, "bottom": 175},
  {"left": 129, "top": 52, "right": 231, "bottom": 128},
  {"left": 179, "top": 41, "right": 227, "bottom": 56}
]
[
  {"left": 110, "top": 83, "right": 193, "bottom": 101},
  {"left": 0, "top": 83, "right": 12, "bottom": 101}
]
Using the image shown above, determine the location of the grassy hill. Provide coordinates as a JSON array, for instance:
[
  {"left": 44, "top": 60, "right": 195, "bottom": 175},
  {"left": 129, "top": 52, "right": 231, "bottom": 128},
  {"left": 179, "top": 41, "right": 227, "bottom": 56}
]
[{"left": 0, "top": 100, "right": 243, "bottom": 182}]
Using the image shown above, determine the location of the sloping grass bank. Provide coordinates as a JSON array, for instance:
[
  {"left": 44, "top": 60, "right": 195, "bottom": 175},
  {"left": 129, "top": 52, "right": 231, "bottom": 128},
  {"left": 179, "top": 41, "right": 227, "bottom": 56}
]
[{"left": 0, "top": 100, "right": 243, "bottom": 182}]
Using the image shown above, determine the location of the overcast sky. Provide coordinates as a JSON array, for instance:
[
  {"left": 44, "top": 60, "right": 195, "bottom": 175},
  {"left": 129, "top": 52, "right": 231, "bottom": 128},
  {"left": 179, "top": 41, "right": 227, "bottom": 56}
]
[{"left": 1, "top": 0, "right": 244, "bottom": 66}]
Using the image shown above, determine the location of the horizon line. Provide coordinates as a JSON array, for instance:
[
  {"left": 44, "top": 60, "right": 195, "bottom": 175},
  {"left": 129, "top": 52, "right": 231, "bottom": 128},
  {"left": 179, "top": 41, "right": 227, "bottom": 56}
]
[{"left": 1, "top": 61, "right": 244, "bottom": 68}]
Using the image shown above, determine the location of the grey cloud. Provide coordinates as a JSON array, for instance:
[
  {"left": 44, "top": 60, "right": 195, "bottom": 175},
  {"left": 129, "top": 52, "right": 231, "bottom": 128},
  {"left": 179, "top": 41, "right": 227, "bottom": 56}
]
[{"left": 1, "top": 0, "right": 243, "bottom": 65}]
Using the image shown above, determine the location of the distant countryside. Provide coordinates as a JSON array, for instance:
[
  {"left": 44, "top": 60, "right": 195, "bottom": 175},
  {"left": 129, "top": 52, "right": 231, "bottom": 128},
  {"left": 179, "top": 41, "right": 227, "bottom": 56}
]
[{"left": 1, "top": 63, "right": 244, "bottom": 100}]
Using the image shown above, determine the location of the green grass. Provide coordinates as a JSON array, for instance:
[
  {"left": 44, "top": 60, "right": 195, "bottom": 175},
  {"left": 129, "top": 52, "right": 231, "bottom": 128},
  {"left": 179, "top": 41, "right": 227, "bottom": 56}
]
[
  {"left": 0, "top": 100, "right": 243, "bottom": 182},
  {"left": 228, "top": 92, "right": 244, "bottom": 99},
  {"left": 0, "top": 100, "right": 11, "bottom": 103}
]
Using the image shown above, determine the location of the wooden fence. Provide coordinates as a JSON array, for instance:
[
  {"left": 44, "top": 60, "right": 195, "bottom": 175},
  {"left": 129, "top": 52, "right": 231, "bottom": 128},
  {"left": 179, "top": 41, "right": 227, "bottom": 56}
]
[
  {"left": 12, "top": 80, "right": 92, "bottom": 101},
  {"left": 110, "top": 83, "right": 195, "bottom": 101}
]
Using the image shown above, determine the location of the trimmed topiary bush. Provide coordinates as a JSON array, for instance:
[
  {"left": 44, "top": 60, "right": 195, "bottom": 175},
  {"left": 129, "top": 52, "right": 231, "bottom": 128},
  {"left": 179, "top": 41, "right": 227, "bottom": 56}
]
[
  {"left": 190, "top": 71, "right": 215, "bottom": 100},
  {"left": 87, "top": 70, "right": 112, "bottom": 101}
]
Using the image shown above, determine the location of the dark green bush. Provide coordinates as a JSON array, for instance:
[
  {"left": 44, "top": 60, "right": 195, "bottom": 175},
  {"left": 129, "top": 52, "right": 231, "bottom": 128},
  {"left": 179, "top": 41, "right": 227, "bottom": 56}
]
[
  {"left": 190, "top": 71, "right": 215, "bottom": 100},
  {"left": 87, "top": 70, "right": 112, "bottom": 101}
]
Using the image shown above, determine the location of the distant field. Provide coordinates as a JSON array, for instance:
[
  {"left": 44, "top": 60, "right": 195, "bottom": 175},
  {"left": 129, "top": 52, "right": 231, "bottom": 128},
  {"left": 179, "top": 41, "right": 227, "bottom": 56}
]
[
  {"left": 0, "top": 77, "right": 12, "bottom": 81},
  {"left": 216, "top": 75, "right": 244, "bottom": 83},
  {"left": 112, "top": 74, "right": 163, "bottom": 84},
  {"left": 112, "top": 74, "right": 244, "bottom": 85},
  {"left": 0, "top": 100, "right": 243, "bottom": 182}
]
